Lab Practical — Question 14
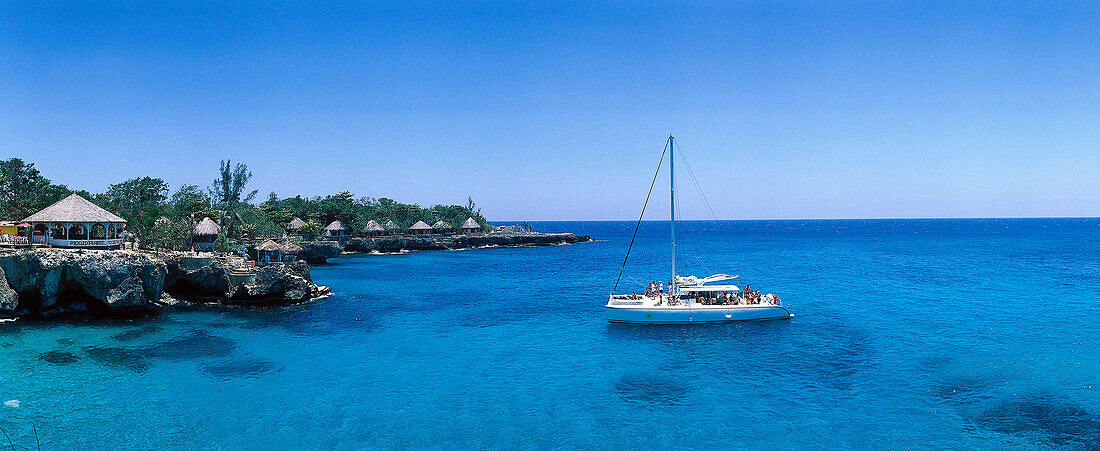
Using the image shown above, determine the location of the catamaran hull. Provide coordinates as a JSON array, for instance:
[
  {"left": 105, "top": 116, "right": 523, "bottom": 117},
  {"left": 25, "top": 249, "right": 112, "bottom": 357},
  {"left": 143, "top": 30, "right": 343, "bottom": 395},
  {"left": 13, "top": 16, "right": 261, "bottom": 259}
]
[{"left": 605, "top": 305, "right": 792, "bottom": 324}]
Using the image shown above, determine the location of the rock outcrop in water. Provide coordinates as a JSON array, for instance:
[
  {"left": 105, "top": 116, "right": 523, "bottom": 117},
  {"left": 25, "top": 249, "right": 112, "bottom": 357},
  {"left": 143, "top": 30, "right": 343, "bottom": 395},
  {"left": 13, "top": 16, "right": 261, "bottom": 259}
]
[
  {"left": 159, "top": 254, "right": 328, "bottom": 305},
  {"left": 0, "top": 249, "right": 329, "bottom": 319},
  {"left": 298, "top": 241, "right": 342, "bottom": 263},
  {"left": 342, "top": 233, "right": 591, "bottom": 253},
  {"left": 0, "top": 249, "right": 166, "bottom": 316}
]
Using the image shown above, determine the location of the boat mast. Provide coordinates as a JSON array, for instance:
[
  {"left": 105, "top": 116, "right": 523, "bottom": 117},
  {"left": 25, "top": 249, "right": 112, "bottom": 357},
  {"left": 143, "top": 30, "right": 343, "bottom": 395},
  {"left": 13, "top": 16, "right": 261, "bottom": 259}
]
[{"left": 669, "top": 135, "right": 676, "bottom": 296}]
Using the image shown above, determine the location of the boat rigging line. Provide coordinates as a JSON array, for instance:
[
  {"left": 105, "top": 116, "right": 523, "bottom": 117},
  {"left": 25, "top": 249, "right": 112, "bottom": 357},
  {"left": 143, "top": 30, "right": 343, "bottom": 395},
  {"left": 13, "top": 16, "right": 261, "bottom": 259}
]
[{"left": 611, "top": 137, "right": 670, "bottom": 294}]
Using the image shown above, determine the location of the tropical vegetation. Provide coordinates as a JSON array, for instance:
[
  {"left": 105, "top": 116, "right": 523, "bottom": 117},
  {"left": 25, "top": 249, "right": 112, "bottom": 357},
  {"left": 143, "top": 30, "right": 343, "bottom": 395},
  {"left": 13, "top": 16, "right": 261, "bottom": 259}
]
[{"left": 0, "top": 157, "right": 489, "bottom": 250}]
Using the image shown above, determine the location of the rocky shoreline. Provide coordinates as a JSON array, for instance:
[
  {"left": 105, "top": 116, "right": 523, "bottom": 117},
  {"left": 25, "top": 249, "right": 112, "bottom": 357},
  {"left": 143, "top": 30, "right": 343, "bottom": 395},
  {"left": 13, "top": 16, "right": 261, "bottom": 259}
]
[
  {"left": 300, "top": 232, "right": 592, "bottom": 262},
  {"left": 0, "top": 232, "right": 591, "bottom": 319},
  {"left": 0, "top": 249, "right": 330, "bottom": 319}
]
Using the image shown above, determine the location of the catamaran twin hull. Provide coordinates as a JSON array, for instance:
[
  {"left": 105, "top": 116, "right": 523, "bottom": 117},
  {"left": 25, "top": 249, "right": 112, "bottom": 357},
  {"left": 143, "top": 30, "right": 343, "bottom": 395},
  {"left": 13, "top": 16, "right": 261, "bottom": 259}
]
[{"left": 605, "top": 299, "right": 793, "bottom": 324}]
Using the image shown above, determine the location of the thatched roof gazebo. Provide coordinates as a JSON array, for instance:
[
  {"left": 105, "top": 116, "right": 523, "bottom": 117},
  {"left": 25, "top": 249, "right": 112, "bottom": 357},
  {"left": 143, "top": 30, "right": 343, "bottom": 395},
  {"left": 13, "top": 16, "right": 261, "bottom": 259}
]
[
  {"left": 409, "top": 220, "right": 433, "bottom": 235},
  {"left": 194, "top": 217, "right": 219, "bottom": 237},
  {"left": 288, "top": 217, "right": 306, "bottom": 231},
  {"left": 22, "top": 193, "right": 127, "bottom": 248},
  {"left": 432, "top": 220, "right": 452, "bottom": 235},
  {"left": 192, "top": 217, "right": 220, "bottom": 251},
  {"left": 383, "top": 220, "right": 399, "bottom": 235},
  {"left": 324, "top": 220, "right": 346, "bottom": 238},
  {"left": 255, "top": 239, "right": 282, "bottom": 252},
  {"left": 255, "top": 239, "right": 282, "bottom": 264},
  {"left": 281, "top": 241, "right": 303, "bottom": 262},
  {"left": 461, "top": 217, "right": 482, "bottom": 234},
  {"left": 362, "top": 219, "right": 384, "bottom": 236}
]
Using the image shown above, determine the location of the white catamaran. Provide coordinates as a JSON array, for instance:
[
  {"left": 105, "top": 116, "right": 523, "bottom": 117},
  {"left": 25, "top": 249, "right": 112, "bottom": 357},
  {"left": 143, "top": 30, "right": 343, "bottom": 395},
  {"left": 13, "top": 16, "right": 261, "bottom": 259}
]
[{"left": 605, "top": 135, "right": 793, "bottom": 324}]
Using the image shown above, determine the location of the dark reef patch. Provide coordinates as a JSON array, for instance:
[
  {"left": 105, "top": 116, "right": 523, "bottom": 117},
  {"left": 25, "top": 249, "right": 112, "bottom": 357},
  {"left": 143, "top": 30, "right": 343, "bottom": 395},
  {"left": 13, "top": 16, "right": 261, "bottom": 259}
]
[
  {"left": 970, "top": 394, "right": 1100, "bottom": 447},
  {"left": 38, "top": 350, "right": 79, "bottom": 364},
  {"left": 145, "top": 330, "right": 237, "bottom": 360},
  {"left": 84, "top": 330, "right": 238, "bottom": 372},
  {"left": 84, "top": 346, "right": 151, "bottom": 372},
  {"left": 56, "top": 338, "right": 76, "bottom": 345},
  {"left": 203, "top": 358, "right": 279, "bottom": 379},
  {"left": 616, "top": 375, "right": 693, "bottom": 407},
  {"left": 111, "top": 325, "right": 164, "bottom": 342}
]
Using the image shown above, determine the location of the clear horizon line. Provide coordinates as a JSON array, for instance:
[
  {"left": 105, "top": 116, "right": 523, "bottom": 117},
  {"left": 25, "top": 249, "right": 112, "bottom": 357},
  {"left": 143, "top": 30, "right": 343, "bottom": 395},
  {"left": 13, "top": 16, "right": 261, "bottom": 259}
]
[{"left": 491, "top": 216, "right": 1100, "bottom": 222}]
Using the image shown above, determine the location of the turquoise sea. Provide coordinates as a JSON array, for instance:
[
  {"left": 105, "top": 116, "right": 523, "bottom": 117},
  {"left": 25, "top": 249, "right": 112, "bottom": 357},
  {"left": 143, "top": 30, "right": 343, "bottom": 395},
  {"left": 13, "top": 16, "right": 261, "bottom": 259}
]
[{"left": 2, "top": 219, "right": 1099, "bottom": 449}]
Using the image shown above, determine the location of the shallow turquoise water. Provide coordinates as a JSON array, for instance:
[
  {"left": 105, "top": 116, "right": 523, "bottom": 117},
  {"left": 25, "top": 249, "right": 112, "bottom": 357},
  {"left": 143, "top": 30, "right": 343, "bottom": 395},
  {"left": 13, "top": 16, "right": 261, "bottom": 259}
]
[{"left": 2, "top": 219, "right": 1099, "bottom": 449}]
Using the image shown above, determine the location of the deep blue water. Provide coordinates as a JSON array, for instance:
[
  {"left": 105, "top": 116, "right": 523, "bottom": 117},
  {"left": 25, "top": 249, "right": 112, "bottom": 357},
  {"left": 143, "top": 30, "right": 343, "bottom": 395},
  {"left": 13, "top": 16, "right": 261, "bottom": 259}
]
[{"left": 2, "top": 219, "right": 1099, "bottom": 449}]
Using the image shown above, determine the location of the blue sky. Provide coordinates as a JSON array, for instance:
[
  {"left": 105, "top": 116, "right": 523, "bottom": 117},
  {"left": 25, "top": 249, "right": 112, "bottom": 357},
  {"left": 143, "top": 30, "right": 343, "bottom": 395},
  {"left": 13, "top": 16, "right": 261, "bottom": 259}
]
[{"left": 2, "top": 1, "right": 1097, "bottom": 220}]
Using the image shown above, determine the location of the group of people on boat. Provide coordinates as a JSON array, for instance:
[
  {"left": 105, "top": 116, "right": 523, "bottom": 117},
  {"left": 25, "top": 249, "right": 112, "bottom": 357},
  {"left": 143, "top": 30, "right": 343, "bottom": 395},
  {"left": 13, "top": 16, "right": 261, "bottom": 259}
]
[
  {"left": 644, "top": 281, "right": 666, "bottom": 297},
  {"left": 626, "top": 282, "right": 781, "bottom": 307},
  {"left": 688, "top": 287, "right": 779, "bottom": 305}
]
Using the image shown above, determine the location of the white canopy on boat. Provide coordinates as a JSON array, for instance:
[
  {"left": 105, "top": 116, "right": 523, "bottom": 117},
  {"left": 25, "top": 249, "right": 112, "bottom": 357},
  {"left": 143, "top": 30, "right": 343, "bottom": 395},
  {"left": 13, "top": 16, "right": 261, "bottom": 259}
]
[
  {"left": 676, "top": 274, "right": 737, "bottom": 286},
  {"left": 678, "top": 284, "right": 741, "bottom": 292}
]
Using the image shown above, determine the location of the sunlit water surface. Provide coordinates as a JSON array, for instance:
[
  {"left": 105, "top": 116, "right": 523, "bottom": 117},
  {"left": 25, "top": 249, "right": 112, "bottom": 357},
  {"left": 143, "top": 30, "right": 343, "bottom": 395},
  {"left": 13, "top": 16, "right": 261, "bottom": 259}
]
[{"left": 2, "top": 219, "right": 1098, "bottom": 449}]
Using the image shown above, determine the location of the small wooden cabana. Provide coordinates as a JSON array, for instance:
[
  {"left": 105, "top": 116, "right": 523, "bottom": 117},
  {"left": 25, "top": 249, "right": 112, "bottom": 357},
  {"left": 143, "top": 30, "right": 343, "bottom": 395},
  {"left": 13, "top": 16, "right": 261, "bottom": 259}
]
[
  {"left": 324, "top": 220, "right": 346, "bottom": 238},
  {"left": 255, "top": 239, "right": 282, "bottom": 264},
  {"left": 432, "top": 220, "right": 452, "bottom": 235},
  {"left": 280, "top": 241, "right": 303, "bottom": 262},
  {"left": 461, "top": 217, "right": 482, "bottom": 234},
  {"left": 383, "top": 220, "right": 399, "bottom": 235},
  {"left": 362, "top": 220, "right": 384, "bottom": 237},
  {"left": 192, "top": 217, "right": 220, "bottom": 252},
  {"left": 409, "top": 220, "right": 433, "bottom": 236},
  {"left": 287, "top": 217, "right": 306, "bottom": 233}
]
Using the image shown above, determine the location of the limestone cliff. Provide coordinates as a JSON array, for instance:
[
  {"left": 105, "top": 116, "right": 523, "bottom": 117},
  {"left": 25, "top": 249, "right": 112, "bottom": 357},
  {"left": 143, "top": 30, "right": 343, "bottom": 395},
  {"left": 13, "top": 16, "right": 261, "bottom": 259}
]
[{"left": 0, "top": 249, "right": 328, "bottom": 319}]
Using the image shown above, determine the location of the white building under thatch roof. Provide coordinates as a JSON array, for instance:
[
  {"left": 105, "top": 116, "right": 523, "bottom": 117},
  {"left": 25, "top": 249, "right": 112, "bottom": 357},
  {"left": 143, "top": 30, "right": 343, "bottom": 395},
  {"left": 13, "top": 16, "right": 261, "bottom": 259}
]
[
  {"left": 461, "top": 217, "right": 482, "bottom": 234},
  {"left": 409, "top": 220, "right": 433, "bottom": 235},
  {"left": 362, "top": 220, "right": 384, "bottom": 236},
  {"left": 22, "top": 193, "right": 126, "bottom": 248},
  {"left": 287, "top": 217, "right": 306, "bottom": 231},
  {"left": 383, "top": 220, "right": 399, "bottom": 234},
  {"left": 324, "top": 220, "right": 346, "bottom": 239}
]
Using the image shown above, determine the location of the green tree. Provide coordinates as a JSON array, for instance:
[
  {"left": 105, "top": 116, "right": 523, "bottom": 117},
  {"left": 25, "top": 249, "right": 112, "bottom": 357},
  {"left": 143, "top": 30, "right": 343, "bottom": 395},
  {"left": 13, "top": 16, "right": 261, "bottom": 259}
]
[
  {"left": 146, "top": 217, "right": 194, "bottom": 251},
  {"left": 170, "top": 184, "right": 213, "bottom": 219},
  {"left": 0, "top": 158, "right": 72, "bottom": 220},
  {"left": 319, "top": 191, "right": 359, "bottom": 228},
  {"left": 103, "top": 177, "right": 169, "bottom": 249},
  {"left": 210, "top": 160, "right": 258, "bottom": 210}
]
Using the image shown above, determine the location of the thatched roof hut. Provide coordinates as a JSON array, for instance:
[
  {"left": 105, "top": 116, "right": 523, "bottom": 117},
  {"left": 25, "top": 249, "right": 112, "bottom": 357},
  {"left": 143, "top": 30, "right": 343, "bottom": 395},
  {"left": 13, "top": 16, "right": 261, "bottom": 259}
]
[
  {"left": 324, "top": 220, "right": 346, "bottom": 236},
  {"left": 383, "top": 220, "right": 399, "bottom": 230},
  {"left": 23, "top": 193, "right": 126, "bottom": 224},
  {"left": 255, "top": 239, "right": 282, "bottom": 252},
  {"left": 363, "top": 220, "right": 384, "bottom": 234},
  {"left": 194, "top": 217, "right": 220, "bottom": 237},
  {"left": 461, "top": 217, "right": 481, "bottom": 233},
  {"left": 432, "top": 220, "right": 452, "bottom": 230},
  {"left": 281, "top": 241, "right": 303, "bottom": 253},
  {"left": 409, "top": 220, "right": 433, "bottom": 235},
  {"left": 288, "top": 217, "right": 306, "bottom": 231}
]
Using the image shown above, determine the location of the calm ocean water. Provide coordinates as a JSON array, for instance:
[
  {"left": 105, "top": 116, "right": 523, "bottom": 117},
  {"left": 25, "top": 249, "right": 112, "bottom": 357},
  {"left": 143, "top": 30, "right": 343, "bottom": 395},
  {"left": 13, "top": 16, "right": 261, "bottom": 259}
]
[{"left": 2, "top": 219, "right": 1099, "bottom": 449}]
